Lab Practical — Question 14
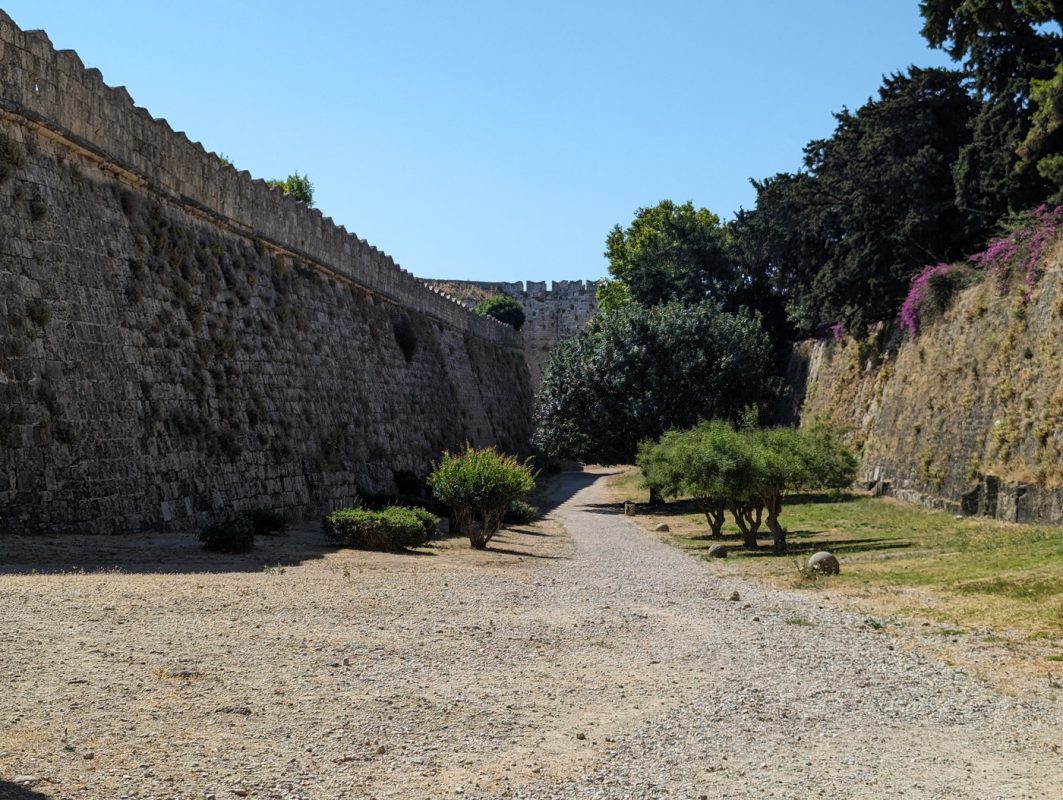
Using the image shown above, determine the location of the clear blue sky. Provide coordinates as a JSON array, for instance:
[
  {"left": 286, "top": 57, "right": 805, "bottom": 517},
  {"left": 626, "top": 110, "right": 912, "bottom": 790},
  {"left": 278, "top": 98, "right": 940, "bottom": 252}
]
[{"left": 6, "top": 1, "right": 953, "bottom": 283}]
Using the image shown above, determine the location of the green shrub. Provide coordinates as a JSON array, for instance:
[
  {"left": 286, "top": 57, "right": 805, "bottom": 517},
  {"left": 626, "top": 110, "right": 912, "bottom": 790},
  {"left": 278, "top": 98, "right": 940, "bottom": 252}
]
[
  {"left": 474, "top": 294, "right": 526, "bottom": 331},
  {"left": 248, "top": 508, "right": 287, "bottom": 536},
  {"left": 360, "top": 492, "right": 450, "bottom": 516},
  {"left": 427, "top": 446, "right": 536, "bottom": 548},
  {"left": 322, "top": 506, "right": 433, "bottom": 550},
  {"left": 504, "top": 499, "right": 538, "bottom": 524},
  {"left": 199, "top": 514, "right": 255, "bottom": 553},
  {"left": 406, "top": 506, "right": 440, "bottom": 537}
]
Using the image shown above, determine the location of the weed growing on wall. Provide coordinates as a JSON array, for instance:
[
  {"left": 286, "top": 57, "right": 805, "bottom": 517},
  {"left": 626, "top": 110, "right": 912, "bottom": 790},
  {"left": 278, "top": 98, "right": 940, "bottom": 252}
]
[{"left": 969, "top": 205, "right": 1063, "bottom": 300}]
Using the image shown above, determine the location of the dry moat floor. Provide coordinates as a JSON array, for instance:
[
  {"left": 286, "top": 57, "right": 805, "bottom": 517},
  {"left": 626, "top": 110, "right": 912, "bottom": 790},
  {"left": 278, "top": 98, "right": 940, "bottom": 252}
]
[{"left": 1, "top": 469, "right": 1061, "bottom": 799}]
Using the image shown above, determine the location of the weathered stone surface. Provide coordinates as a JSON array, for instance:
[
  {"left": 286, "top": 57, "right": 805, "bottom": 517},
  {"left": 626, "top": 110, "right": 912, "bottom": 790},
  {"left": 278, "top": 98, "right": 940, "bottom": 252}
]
[
  {"left": 654, "top": 523, "right": 669, "bottom": 532},
  {"left": 707, "top": 544, "right": 728, "bottom": 558},
  {"left": 0, "top": 13, "right": 532, "bottom": 534},
  {"left": 790, "top": 257, "right": 1063, "bottom": 526},
  {"left": 808, "top": 551, "right": 840, "bottom": 575}
]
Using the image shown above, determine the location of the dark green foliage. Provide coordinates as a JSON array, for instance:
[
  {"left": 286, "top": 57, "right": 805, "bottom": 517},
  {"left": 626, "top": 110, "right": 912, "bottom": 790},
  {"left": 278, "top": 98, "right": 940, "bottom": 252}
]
[
  {"left": 248, "top": 508, "right": 287, "bottom": 536},
  {"left": 199, "top": 514, "right": 255, "bottom": 553},
  {"left": 474, "top": 294, "right": 526, "bottom": 330},
  {"left": 427, "top": 446, "right": 536, "bottom": 548},
  {"left": 532, "top": 301, "right": 776, "bottom": 465},
  {"left": 361, "top": 492, "right": 450, "bottom": 517},
  {"left": 920, "top": 0, "right": 1063, "bottom": 211},
  {"left": 503, "top": 499, "right": 538, "bottom": 524},
  {"left": 322, "top": 506, "right": 434, "bottom": 550},
  {"left": 406, "top": 506, "right": 441, "bottom": 537},
  {"left": 733, "top": 67, "right": 984, "bottom": 333},
  {"left": 267, "top": 172, "right": 314, "bottom": 206}
]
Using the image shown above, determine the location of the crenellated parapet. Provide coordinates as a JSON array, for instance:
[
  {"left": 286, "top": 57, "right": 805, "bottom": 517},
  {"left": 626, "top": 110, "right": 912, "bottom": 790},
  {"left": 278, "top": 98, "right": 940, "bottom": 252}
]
[{"left": 0, "top": 11, "right": 516, "bottom": 346}]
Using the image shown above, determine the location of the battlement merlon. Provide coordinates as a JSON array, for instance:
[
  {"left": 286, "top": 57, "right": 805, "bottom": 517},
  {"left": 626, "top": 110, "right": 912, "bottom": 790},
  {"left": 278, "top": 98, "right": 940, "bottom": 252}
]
[{"left": 0, "top": 10, "right": 516, "bottom": 346}]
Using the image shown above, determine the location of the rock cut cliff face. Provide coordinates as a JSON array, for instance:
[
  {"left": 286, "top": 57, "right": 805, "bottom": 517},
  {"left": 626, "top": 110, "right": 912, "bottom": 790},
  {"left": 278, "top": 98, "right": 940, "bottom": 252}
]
[
  {"left": 792, "top": 245, "right": 1063, "bottom": 523},
  {"left": 0, "top": 14, "right": 532, "bottom": 534}
]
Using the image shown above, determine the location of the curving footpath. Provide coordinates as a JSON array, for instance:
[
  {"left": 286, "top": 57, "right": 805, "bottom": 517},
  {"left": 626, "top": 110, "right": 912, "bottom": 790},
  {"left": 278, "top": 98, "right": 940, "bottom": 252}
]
[{"left": 489, "top": 469, "right": 1063, "bottom": 799}]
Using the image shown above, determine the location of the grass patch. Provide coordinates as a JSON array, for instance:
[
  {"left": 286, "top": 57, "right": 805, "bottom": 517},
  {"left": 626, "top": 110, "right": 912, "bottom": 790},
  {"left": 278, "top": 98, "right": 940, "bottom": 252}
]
[
  {"left": 785, "top": 617, "right": 815, "bottom": 627},
  {"left": 608, "top": 467, "right": 1063, "bottom": 634}
]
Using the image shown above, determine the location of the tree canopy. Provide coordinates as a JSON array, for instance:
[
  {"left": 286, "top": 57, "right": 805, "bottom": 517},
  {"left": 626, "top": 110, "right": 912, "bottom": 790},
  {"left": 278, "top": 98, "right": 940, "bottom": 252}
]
[
  {"left": 638, "top": 422, "right": 857, "bottom": 553},
  {"left": 731, "top": 67, "right": 984, "bottom": 333},
  {"left": 604, "top": 201, "right": 734, "bottom": 308},
  {"left": 474, "top": 294, "right": 526, "bottom": 330},
  {"left": 532, "top": 301, "right": 776, "bottom": 465},
  {"left": 921, "top": 0, "right": 1063, "bottom": 209}
]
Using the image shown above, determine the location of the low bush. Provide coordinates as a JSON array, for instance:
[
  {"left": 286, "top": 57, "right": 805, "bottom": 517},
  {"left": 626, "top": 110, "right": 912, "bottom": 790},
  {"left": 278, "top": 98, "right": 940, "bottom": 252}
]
[
  {"left": 199, "top": 514, "right": 255, "bottom": 553},
  {"left": 504, "top": 499, "right": 538, "bottom": 524},
  {"left": 323, "top": 506, "right": 434, "bottom": 551},
  {"left": 248, "top": 508, "right": 287, "bottom": 536},
  {"left": 360, "top": 492, "right": 450, "bottom": 516},
  {"left": 427, "top": 446, "right": 536, "bottom": 548}
]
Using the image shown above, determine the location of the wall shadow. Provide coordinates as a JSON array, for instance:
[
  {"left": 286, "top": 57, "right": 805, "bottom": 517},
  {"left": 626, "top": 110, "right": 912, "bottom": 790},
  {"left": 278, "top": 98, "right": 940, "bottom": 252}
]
[
  {"left": 0, "top": 468, "right": 607, "bottom": 577},
  {"left": 534, "top": 469, "right": 608, "bottom": 517},
  {"left": 0, "top": 523, "right": 337, "bottom": 576},
  {"left": 0, "top": 781, "right": 53, "bottom": 800}
]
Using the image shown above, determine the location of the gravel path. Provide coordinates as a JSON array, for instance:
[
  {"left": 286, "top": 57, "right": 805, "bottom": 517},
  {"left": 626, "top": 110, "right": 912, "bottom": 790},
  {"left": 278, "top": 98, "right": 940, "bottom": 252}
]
[{"left": 2, "top": 468, "right": 1061, "bottom": 799}]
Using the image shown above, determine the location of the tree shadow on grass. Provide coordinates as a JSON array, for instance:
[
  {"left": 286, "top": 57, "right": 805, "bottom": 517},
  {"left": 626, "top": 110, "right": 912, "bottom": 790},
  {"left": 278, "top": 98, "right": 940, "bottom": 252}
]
[
  {"left": 0, "top": 780, "right": 53, "bottom": 800},
  {"left": 710, "top": 537, "right": 914, "bottom": 558}
]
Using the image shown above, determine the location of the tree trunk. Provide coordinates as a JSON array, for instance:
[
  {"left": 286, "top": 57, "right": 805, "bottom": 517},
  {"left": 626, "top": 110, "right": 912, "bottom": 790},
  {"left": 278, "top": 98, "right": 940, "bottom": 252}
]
[
  {"left": 741, "top": 504, "right": 762, "bottom": 536},
  {"left": 698, "top": 499, "right": 725, "bottom": 538},
  {"left": 732, "top": 504, "right": 758, "bottom": 549},
  {"left": 708, "top": 502, "right": 725, "bottom": 538},
  {"left": 648, "top": 487, "right": 665, "bottom": 506},
  {"left": 765, "top": 493, "right": 785, "bottom": 554}
]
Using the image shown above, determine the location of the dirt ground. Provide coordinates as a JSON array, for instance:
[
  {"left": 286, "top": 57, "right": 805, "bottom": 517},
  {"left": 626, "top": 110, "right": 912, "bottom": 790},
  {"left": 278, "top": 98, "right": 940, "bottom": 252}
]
[{"left": 2, "top": 469, "right": 1061, "bottom": 800}]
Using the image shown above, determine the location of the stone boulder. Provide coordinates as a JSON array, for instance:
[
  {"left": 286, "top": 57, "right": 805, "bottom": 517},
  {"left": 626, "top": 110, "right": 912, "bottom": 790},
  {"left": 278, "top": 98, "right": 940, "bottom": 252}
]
[
  {"left": 808, "top": 551, "right": 840, "bottom": 575},
  {"left": 707, "top": 544, "right": 728, "bottom": 558},
  {"left": 654, "top": 523, "right": 669, "bottom": 532}
]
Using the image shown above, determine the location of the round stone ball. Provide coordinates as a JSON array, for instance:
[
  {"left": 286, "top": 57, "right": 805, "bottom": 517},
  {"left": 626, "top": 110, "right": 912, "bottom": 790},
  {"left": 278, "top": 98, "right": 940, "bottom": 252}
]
[
  {"left": 708, "top": 544, "right": 728, "bottom": 558},
  {"left": 808, "top": 551, "right": 840, "bottom": 575}
]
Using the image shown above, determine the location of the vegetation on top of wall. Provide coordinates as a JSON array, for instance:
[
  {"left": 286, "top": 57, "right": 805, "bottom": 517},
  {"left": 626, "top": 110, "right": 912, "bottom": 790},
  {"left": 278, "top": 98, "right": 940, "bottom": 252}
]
[
  {"left": 266, "top": 172, "right": 314, "bottom": 206},
  {"left": 901, "top": 205, "right": 1063, "bottom": 338},
  {"left": 474, "top": 294, "right": 525, "bottom": 331}
]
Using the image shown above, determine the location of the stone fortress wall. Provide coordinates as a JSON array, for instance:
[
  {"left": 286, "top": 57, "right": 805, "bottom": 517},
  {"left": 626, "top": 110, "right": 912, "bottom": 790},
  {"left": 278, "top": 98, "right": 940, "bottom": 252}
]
[
  {"left": 790, "top": 248, "right": 1063, "bottom": 524},
  {"left": 423, "top": 279, "right": 599, "bottom": 388},
  {"left": 0, "top": 13, "right": 533, "bottom": 533}
]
